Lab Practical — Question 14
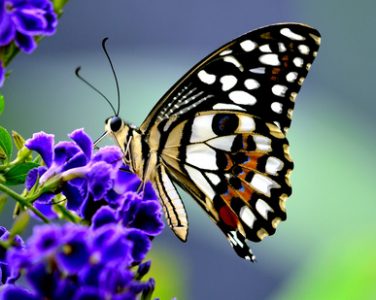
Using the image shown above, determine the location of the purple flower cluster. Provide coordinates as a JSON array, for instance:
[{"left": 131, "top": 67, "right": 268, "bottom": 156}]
[
  {"left": 0, "top": 0, "right": 57, "bottom": 85},
  {"left": 24, "top": 129, "right": 161, "bottom": 223},
  {"left": 0, "top": 223, "right": 155, "bottom": 299},
  {"left": 0, "top": 129, "right": 165, "bottom": 299}
]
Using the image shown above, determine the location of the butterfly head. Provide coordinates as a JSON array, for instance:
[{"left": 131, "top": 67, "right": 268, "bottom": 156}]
[{"left": 105, "top": 115, "right": 124, "bottom": 133}]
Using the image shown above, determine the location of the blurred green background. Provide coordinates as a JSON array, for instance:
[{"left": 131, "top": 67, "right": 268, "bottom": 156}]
[{"left": 1, "top": 0, "right": 376, "bottom": 299}]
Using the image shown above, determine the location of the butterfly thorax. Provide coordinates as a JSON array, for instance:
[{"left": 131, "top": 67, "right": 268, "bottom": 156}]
[{"left": 105, "top": 116, "right": 155, "bottom": 180}]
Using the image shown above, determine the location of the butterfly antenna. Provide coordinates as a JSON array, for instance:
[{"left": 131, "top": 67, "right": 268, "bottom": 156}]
[
  {"left": 75, "top": 66, "right": 117, "bottom": 116},
  {"left": 102, "top": 37, "right": 121, "bottom": 116}
]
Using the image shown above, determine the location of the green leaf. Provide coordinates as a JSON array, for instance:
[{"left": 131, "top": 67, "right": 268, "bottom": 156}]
[
  {"left": 4, "top": 162, "right": 39, "bottom": 185},
  {"left": 0, "top": 94, "right": 4, "bottom": 116},
  {"left": 0, "top": 147, "right": 6, "bottom": 161},
  {"left": 12, "top": 130, "right": 25, "bottom": 150},
  {"left": 10, "top": 211, "right": 30, "bottom": 237},
  {"left": 0, "top": 194, "right": 7, "bottom": 214},
  {"left": 0, "top": 126, "right": 12, "bottom": 161}
]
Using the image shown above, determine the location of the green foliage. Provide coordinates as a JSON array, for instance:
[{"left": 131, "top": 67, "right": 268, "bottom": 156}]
[
  {"left": 9, "top": 211, "right": 30, "bottom": 238},
  {"left": 274, "top": 236, "right": 376, "bottom": 300},
  {"left": 0, "top": 94, "right": 4, "bottom": 116},
  {"left": 0, "top": 126, "right": 13, "bottom": 162},
  {"left": 4, "top": 162, "right": 40, "bottom": 185},
  {"left": 12, "top": 130, "right": 26, "bottom": 150},
  {"left": 0, "top": 194, "right": 7, "bottom": 214}
]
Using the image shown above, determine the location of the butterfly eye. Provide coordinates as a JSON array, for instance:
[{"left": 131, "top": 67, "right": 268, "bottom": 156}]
[{"left": 110, "top": 116, "right": 123, "bottom": 132}]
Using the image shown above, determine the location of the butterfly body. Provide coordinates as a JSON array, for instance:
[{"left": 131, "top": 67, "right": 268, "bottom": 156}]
[{"left": 105, "top": 23, "right": 321, "bottom": 261}]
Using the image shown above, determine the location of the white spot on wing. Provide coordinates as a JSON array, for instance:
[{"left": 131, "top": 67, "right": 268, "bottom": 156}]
[
  {"left": 206, "top": 172, "right": 221, "bottom": 185},
  {"left": 265, "top": 157, "right": 284, "bottom": 175},
  {"left": 280, "top": 28, "right": 305, "bottom": 41},
  {"left": 186, "top": 144, "right": 218, "bottom": 170},
  {"left": 293, "top": 57, "right": 304, "bottom": 68},
  {"left": 244, "top": 79, "right": 260, "bottom": 90},
  {"left": 198, "top": 70, "right": 216, "bottom": 85},
  {"left": 220, "top": 49, "right": 232, "bottom": 56},
  {"left": 298, "top": 44, "right": 310, "bottom": 55},
  {"left": 185, "top": 165, "right": 215, "bottom": 199},
  {"left": 286, "top": 72, "right": 298, "bottom": 82},
  {"left": 255, "top": 199, "right": 274, "bottom": 219},
  {"left": 272, "top": 84, "right": 288, "bottom": 97},
  {"left": 220, "top": 75, "right": 237, "bottom": 91},
  {"left": 229, "top": 91, "right": 257, "bottom": 105},
  {"left": 240, "top": 40, "right": 257, "bottom": 52},
  {"left": 259, "top": 44, "right": 272, "bottom": 53},
  {"left": 212, "top": 103, "right": 246, "bottom": 111},
  {"left": 253, "top": 135, "right": 271, "bottom": 152},
  {"left": 224, "top": 56, "right": 243, "bottom": 71},
  {"left": 250, "top": 67, "right": 265, "bottom": 74},
  {"left": 240, "top": 206, "right": 256, "bottom": 229},
  {"left": 250, "top": 174, "right": 281, "bottom": 197},
  {"left": 190, "top": 115, "right": 217, "bottom": 143},
  {"left": 239, "top": 116, "right": 255, "bottom": 131},
  {"left": 259, "top": 54, "right": 280, "bottom": 66},
  {"left": 278, "top": 43, "right": 286, "bottom": 52},
  {"left": 207, "top": 135, "right": 236, "bottom": 151},
  {"left": 271, "top": 102, "right": 283, "bottom": 114}
]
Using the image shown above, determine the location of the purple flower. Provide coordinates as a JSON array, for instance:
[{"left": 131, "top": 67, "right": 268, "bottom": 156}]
[
  {"left": 0, "top": 0, "right": 57, "bottom": 53},
  {"left": 0, "top": 227, "right": 24, "bottom": 285},
  {"left": 0, "top": 223, "right": 156, "bottom": 299},
  {"left": 24, "top": 129, "right": 126, "bottom": 218},
  {"left": 24, "top": 129, "right": 164, "bottom": 234}
]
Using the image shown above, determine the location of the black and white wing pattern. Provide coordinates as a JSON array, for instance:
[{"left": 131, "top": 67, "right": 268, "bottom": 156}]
[{"left": 142, "top": 23, "right": 321, "bottom": 261}]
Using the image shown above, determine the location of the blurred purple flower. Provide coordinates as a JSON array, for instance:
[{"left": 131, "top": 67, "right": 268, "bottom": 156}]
[
  {"left": 0, "top": 0, "right": 57, "bottom": 53},
  {"left": 0, "top": 227, "right": 24, "bottom": 285},
  {"left": 0, "top": 223, "right": 157, "bottom": 299}
]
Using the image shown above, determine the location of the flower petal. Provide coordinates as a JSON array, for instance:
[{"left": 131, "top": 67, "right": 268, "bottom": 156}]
[
  {"left": 0, "top": 285, "right": 39, "bottom": 300},
  {"left": 125, "top": 229, "right": 151, "bottom": 262},
  {"left": 33, "top": 195, "right": 57, "bottom": 219},
  {"left": 25, "top": 132, "right": 54, "bottom": 167},
  {"left": 91, "top": 206, "right": 117, "bottom": 230},
  {"left": 27, "top": 224, "right": 62, "bottom": 256},
  {"left": 129, "top": 201, "right": 164, "bottom": 236},
  {"left": 72, "top": 287, "right": 105, "bottom": 300},
  {"left": 11, "top": 9, "right": 47, "bottom": 35},
  {"left": 92, "top": 146, "right": 123, "bottom": 168},
  {"left": 15, "top": 32, "right": 36, "bottom": 53},
  {"left": 25, "top": 166, "right": 47, "bottom": 190},
  {"left": 87, "top": 162, "right": 113, "bottom": 201},
  {"left": 56, "top": 226, "right": 90, "bottom": 274},
  {"left": 54, "top": 141, "right": 81, "bottom": 166},
  {"left": 62, "top": 182, "right": 85, "bottom": 212},
  {"left": 69, "top": 129, "right": 93, "bottom": 160},
  {"left": 93, "top": 225, "right": 131, "bottom": 265},
  {"left": 0, "top": 15, "right": 16, "bottom": 46}
]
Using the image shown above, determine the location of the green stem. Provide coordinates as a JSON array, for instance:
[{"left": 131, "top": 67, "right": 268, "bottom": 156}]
[
  {"left": 54, "top": 204, "right": 81, "bottom": 223},
  {"left": 0, "top": 183, "right": 49, "bottom": 223}
]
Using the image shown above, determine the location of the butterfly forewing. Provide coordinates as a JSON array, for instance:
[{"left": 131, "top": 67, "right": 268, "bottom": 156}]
[
  {"left": 125, "top": 23, "right": 320, "bottom": 261},
  {"left": 140, "top": 23, "right": 320, "bottom": 134}
]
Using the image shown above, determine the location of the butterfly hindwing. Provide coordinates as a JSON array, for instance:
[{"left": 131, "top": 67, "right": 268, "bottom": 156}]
[{"left": 159, "top": 111, "right": 292, "bottom": 260}]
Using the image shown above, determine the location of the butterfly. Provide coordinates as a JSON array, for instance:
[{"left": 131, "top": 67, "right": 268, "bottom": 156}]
[{"left": 102, "top": 23, "right": 321, "bottom": 261}]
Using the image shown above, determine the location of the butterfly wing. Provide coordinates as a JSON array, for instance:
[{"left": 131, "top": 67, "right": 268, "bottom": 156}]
[
  {"left": 141, "top": 23, "right": 320, "bottom": 260},
  {"left": 141, "top": 23, "right": 320, "bottom": 134}
]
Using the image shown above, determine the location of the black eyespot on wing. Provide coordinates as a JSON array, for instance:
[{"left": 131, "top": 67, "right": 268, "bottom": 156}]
[
  {"left": 110, "top": 116, "right": 122, "bottom": 132},
  {"left": 212, "top": 114, "right": 239, "bottom": 135}
]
